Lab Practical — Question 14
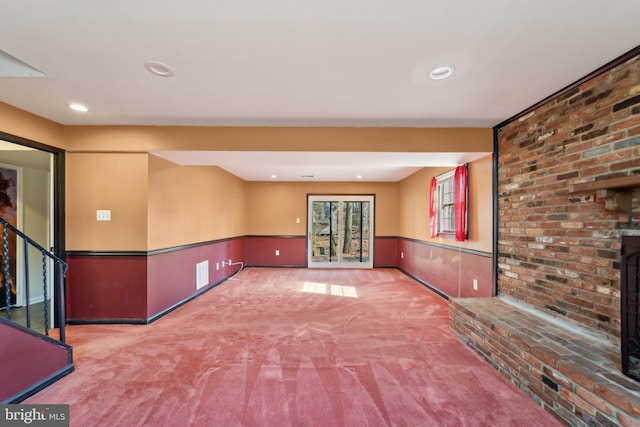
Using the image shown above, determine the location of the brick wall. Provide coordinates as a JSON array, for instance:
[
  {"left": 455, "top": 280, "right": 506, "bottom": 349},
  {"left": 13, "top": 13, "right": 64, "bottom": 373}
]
[{"left": 497, "top": 51, "right": 640, "bottom": 343}]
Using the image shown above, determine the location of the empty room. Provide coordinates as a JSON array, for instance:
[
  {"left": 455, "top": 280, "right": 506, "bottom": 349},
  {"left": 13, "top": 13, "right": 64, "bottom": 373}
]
[{"left": 1, "top": 1, "right": 639, "bottom": 426}]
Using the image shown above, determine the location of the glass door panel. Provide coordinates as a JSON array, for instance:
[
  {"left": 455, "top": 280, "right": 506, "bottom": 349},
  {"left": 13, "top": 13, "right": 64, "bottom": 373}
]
[
  {"left": 308, "top": 195, "right": 374, "bottom": 268},
  {"left": 310, "top": 201, "right": 333, "bottom": 263}
]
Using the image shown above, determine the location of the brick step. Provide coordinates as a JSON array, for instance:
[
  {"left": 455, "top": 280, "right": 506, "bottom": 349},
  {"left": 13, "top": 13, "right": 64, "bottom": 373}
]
[{"left": 449, "top": 297, "right": 640, "bottom": 426}]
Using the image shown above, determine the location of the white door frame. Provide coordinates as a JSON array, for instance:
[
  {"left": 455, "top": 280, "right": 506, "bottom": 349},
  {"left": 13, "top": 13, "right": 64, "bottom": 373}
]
[{"left": 307, "top": 195, "right": 374, "bottom": 269}]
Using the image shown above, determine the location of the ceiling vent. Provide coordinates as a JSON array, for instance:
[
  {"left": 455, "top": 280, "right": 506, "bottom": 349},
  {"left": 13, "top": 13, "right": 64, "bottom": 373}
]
[{"left": 0, "top": 49, "right": 46, "bottom": 77}]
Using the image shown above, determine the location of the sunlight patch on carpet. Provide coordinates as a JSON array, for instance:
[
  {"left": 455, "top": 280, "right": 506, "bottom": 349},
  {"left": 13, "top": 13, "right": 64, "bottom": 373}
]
[{"left": 301, "top": 282, "right": 358, "bottom": 298}]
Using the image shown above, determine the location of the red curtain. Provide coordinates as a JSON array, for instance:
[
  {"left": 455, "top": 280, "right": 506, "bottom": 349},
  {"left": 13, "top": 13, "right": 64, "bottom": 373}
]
[
  {"left": 429, "top": 176, "right": 437, "bottom": 238},
  {"left": 454, "top": 164, "right": 468, "bottom": 241}
]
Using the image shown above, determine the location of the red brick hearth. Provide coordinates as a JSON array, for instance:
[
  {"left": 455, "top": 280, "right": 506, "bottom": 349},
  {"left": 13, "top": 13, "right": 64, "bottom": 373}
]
[{"left": 450, "top": 298, "right": 640, "bottom": 426}]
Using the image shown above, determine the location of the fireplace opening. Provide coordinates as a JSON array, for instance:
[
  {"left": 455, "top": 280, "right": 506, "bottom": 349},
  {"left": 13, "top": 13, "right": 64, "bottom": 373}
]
[{"left": 621, "top": 236, "right": 640, "bottom": 381}]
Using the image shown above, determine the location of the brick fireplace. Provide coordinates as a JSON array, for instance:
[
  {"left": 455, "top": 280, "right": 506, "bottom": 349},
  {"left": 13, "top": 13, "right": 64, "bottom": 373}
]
[
  {"left": 496, "top": 49, "right": 640, "bottom": 353},
  {"left": 450, "top": 47, "right": 640, "bottom": 425}
]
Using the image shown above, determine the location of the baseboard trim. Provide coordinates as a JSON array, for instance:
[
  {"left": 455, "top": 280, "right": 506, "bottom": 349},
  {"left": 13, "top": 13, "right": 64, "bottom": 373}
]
[
  {"left": 3, "top": 364, "right": 75, "bottom": 404},
  {"left": 398, "top": 268, "right": 450, "bottom": 300},
  {"left": 67, "top": 318, "right": 148, "bottom": 325},
  {"left": 67, "top": 273, "right": 236, "bottom": 326},
  {"left": 245, "top": 264, "right": 306, "bottom": 268},
  {"left": 29, "top": 295, "right": 45, "bottom": 305},
  {"left": 146, "top": 277, "right": 229, "bottom": 324}
]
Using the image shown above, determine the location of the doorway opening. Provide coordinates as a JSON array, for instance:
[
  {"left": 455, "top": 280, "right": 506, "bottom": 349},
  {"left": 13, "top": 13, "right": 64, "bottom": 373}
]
[
  {"left": 307, "top": 195, "right": 374, "bottom": 268},
  {"left": 0, "top": 133, "right": 64, "bottom": 331}
]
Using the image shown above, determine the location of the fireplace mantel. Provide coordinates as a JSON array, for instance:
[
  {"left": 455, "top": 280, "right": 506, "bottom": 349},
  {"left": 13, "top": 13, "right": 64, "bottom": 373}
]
[{"left": 569, "top": 175, "right": 640, "bottom": 223}]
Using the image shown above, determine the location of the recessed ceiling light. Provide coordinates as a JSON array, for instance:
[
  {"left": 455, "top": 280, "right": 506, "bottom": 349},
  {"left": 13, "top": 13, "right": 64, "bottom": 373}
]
[
  {"left": 430, "top": 64, "right": 454, "bottom": 80},
  {"left": 68, "top": 103, "right": 88, "bottom": 113},
  {"left": 271, "top": 174, "right": 278, "bottom": 179},
  {"left": 356, "top": 175, "right": 363, "bottom": 179},
  {"left": 144, "top": 61, "right": 175, "bottom": 77}
]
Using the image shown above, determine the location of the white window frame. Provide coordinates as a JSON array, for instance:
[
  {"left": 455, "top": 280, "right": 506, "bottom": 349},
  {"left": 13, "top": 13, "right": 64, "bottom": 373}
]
[{"left": 436, "top": 170, "right": 456, "bottom": 237}]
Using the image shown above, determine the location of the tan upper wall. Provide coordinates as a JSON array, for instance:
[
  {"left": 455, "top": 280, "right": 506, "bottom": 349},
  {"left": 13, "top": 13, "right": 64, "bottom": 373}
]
[
  {"left": 148, "top": 155, "right": 245, "bottom": 250},
  {"left": 245, "top": 181, "right": 399, "bottom": 236},
  {"left": 398, "top": 154, "right": 493, "bottom": 253},
  {"left": 0, "top": 110, "right": 493, "bottom": 251},
  {"left": 64, "top": 126, "right": 492, "bottom": 153},
  {"left": 66, "top": 153, "right": 149, "bottom": 251},
  {"left": 66, "top": 153, "right": 247, "bottom": 251},
  {"left": 0, "top": 102, "right": 65, "bottom": 149},
  {"left": 66, "top": 152, "right": 493, "bottom": 251}
]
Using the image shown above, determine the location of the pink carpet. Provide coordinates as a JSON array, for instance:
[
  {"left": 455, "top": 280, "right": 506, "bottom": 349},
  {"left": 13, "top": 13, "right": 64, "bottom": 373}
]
[{"left": 27, "top": 268, "right": 560, "bottom": 426}]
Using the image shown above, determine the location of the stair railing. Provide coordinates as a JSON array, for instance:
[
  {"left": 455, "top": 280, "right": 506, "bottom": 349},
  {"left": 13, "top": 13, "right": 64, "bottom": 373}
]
[{"left": 0, "top": 217, "right": 68, "bottom": 343}]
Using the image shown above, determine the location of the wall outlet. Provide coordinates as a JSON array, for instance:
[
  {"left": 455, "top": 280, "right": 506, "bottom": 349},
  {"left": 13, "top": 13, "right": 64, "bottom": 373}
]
[
  {"left": 275, "top": 250, "right": 280, "bottom": 256},
  {"left": 296, "top": 217, "right": 300, "bottom": 223},
  {"left": 401, "top": 252, "right": 404, "bottom": 259},
  {"left": 473, "top": 279, "right": 478, "bottom": 291},
  {"left": 228, "top": 259, "right": 232, "bottom": 265},
  {"left": 222, "top": 260, "right": 225, "bottom": 267},
  {"left": 216, "top": 262, "right": 219, "bottom": 270}
]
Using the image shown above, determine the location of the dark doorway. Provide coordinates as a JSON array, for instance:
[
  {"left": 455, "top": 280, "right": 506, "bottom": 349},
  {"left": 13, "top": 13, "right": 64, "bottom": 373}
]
[
  {"left": 0, "top": 131, "right": 65, "bottom": 328},
  {"left": 621, "top": 235, "right": 640, "bottom": 381}
]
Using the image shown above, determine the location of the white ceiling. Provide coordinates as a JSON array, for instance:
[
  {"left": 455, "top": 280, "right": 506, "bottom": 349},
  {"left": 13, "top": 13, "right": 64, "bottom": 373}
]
[
  {"left": 152, "top": 151, "right": 491, "bottom": 181},
  {"left": 0, "top": 0, "right": 638, "bottom": 181}
]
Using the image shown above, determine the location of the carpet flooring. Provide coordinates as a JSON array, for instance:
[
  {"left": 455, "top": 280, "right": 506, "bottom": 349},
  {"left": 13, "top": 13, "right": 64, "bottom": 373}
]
[{"left": 27, "top": 268, "right": 561, "bottom": 426}]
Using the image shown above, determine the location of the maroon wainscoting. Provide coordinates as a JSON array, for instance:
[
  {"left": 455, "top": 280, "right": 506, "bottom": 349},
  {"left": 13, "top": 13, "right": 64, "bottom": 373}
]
[
  {"left": 398, "top": 238, "right": 493, "bottom": 298},
  {"left": 147, "top": 238, "right": 245, "bottom": 318},
  {"left": 0, "top": 320, "right": 72, "bottom": 402},
  {"left": 374, "top": 237, "right": 398, "bottom": 267},
  {"left": 245, "top": 236, "right": 396, "bottom": 268},
  {"left": 65, "top": 236, "right": 492, "bottom": 323},
  {"left": 244, "top": 236, "right": 306, "bottom": 267},
  {"left": 66, "top": 254, "right": 148, "bottom": 322},
  {"left": 458, "top": 251, "right": 494, "bottom": 297},
  {"left": 66, "top": 238, "right": 246, "bottom": 323}
]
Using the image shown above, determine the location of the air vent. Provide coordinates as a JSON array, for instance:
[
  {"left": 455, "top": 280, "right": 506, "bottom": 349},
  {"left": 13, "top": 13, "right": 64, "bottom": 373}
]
[
  {"left": 0, "top": 49, "right": 46, "bottom": 77},
  {"left": 196, "top": 261, "right": 209, "bottom": 290}
]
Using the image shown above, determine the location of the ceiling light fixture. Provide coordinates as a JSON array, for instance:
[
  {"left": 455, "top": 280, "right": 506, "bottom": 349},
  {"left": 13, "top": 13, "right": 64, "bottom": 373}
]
[
  {"left": 356, "top": 175, "right": 363, "bottom": 179},
  {"left": 271, "top": 174, "right": 278, "bottom": 179},
  {"left": 429, "top": 64, "right": 454, "bottom": 80},
  {"left": 68, "top": 103, "right": 88, "bottom": 113},
  {"left": 144, "top": 61, "right": 175, "bottom": 77}
]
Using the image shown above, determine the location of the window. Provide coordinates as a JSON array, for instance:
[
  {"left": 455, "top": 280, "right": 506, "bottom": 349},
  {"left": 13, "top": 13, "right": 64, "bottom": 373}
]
[
  {"left": 430, "top": 165, "right": 468, "bottom": 241},
  {"left": 437, "top": 170, "right": 456, "bottom": 235}
]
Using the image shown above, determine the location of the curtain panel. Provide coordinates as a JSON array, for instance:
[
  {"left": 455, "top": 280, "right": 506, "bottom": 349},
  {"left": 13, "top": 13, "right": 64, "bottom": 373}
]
[
  {"left": 454, "top": 164, "right": 468, "bottom": 241},
  {"left": 429, "top": 176, "right": 437, "bottom": 238}
]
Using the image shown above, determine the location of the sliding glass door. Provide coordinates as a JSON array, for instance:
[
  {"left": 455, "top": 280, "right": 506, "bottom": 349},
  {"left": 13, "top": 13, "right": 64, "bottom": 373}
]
[{"left": 308, "top": 195, "right": 374, "bottom": 268}]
